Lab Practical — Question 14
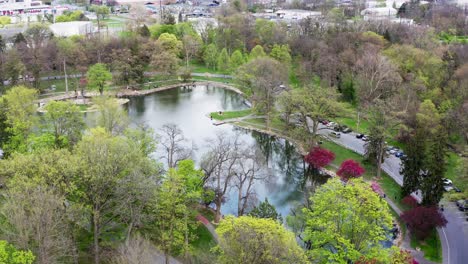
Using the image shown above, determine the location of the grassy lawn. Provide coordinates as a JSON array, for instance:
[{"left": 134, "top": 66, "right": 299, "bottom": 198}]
[
  {"left": 191, "top": 76, "right": 235, "bottom": 84},
  {"left": 411, "top": 229, "right": 442, "bottom": 263},
  {"left": 190, "top": 61, "right": 228, "bottom": 75},
  {"left": 210, "top": 109, "right": 252, "bottom": 120}
]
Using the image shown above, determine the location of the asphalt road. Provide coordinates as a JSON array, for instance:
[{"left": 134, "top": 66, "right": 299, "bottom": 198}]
[{"left": 316, "top": 123, "right": 468, "bottom": 264}]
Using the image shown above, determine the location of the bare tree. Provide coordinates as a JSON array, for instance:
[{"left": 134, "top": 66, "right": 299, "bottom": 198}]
[
  {"left": 182, "top": 35, "right": 201, "bottom": 68},
  {"left": 355, "top": 51, "right": 402, "bottom": 107},
  {"left": 113, "top": 234, "right": 156, "bottom": 264},
  {"left": 234, "top": 145, "right": 266, "bottom": 216},
  {"left": 200, "top": 132, "right": 242, "bottom": 223},
  {"left": 158, "top": 123, "right": 192, "bottom": 168},
  {"left": 1, "top": 184, "right": 77, "bottom": 264}
]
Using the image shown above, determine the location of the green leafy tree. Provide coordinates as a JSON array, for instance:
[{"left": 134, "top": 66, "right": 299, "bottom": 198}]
[
  {"left": 278, "top": 86, "right": 343, "bottom": 145},
  {"left": 150, "top": 164, "right": 200, "bottom": 264},
  {"left": 90, "top": 5, "right": 109, "bottom": 33},
  {"left": 0, "top": 240, "right": 35, "bottom": 264},
  {"left": 236, "top": 57, "right": 288, "bottom": 128},
  {"left": 0, "top": 86, "right": 37, "bottom": 155},
  {"left": 44, "top": 101, "right": 85, "bottom": 148},
  {"left": 157, "top": 33, "right": 182, "bottom": 55},
  {"left": 248, "top": 198, "right": 282, "bottom": 222},
  {"left": 217, "top": 48, "right": 230, "bottom": 74},
  {"left": 0, "top": 16, "right": 11, "bottom": 28},
  {"left": 304, "top": 178, "right": 393, "bottom": 263},
  {"left": 365, "top": 102, "right": 397, "bottom": 178},
  {"left": 93, "top": 96, "right": 129, "bottom": 136},
  {"left": 249, "top": 45, "right": 266, "bottom": 60},
  {"left": 269, "top": 44, "right": 291, "bottom": 65},
  {"left": 87, "top": 63, "right": 112, "bottom": 95},
  {"left": 73, "top": 128, "right": 155, "bottom": 264},
  {"left": 214, "top": 216, "right": 308, "bottom": 264},
  {"left": 203, "top": 43, "right": 218, "bottom": 70},
  {"left": 229, "top": 50, "right": 245, "bottom": 71},
  {"left": 4, "top": 49, "right": 25, "bottom": 86}
]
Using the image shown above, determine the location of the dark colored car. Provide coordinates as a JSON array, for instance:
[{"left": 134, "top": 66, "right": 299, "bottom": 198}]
[
  {"left": 356, "top": 133, "right": 364, "bottom": 139},
  {"left": 342, "top": 127, "right": 352, "bottom": 133}
]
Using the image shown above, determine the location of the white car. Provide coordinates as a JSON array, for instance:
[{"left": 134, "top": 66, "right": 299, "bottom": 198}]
[
  {"left": 444, "top": 185, "right": 454, "bottom": 192},
  {"left": 443, "top": 178, "right": 453, "bottom": 186}
]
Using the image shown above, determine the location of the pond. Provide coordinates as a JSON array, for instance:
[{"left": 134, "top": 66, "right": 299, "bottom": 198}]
[{"left": 125, "top": 84, "right": 306, "bottom": 217}]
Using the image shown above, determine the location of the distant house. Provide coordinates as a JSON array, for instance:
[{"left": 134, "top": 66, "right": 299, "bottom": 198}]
[
  {"left": 49, "top": 21, "right": 94, "bottom": 37},
  {"left": 361, "top": 7, "right": 398, "bottom": 20}
]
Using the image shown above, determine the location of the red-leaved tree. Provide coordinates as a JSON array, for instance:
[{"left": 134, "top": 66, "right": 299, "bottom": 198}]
[
  {"left": 402, "top": 195, "right": 419, "bottom": 208},
  {"left": 401, "top": 206, "right": 447, "bottom": 240},
  {"left": 337, "top": 159, "right": 365, "bottom": 181},
  {"left": 304, "top": 147, "right": 335, "bottom": 169}
]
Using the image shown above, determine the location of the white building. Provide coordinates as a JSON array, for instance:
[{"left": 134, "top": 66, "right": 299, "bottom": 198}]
[
  {"left": 0, "top": 0, "right": 51, "bottom": 16},
  {"left": 361, "top": 7, "right": 398, "bottom": 20},
  {"left": 49, "top": 21, "right": 94, "bottom": 37}
]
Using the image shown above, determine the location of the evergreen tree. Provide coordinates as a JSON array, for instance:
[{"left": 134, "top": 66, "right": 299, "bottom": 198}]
[
  {"left": 401, "top": 128, "right": 426, "bottom": 196},
  {"left": 249, "top": 45, "right": 266, "bottom": 60},
  {"left": 203, "top": 43, "right": 218, "bottom": 70},
  {"left": 421, "top": 128, "right": 447, "bottom": 206},
  {"left": 229, "top": 50, "right": 245, "bottom": 71},
  {"left": 217, "top": 48, "right": 230, "bottom": 73},
  {"left": 248, "top": 198, "right": 282, "bottom": 222}
]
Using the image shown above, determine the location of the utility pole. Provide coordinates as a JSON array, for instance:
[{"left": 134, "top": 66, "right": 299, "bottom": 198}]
[{"left": 64, "top": 59, "right": 69, "bottom": 95}]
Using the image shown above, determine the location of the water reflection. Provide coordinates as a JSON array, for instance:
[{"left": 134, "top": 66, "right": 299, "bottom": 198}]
[{"left": 126, "top": 85, "right": 309, "bottom": 216}]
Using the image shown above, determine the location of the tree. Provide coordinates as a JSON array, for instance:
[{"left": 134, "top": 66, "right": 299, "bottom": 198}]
[
  {"left": 229, "top": 50, "right": 245, "bottom": 71},
  {"left": 0, "top": 178, "right": 77, "bottom": 264},
  {"left": 3, "top": 49, "right": 25, "bottom": 86},
  {"left": 249, "top": 45, "right": 266, "bottom": 60},
  {"left": 269, "top": 44, "right": 292, "bottom": 65},
  {"left": 304, "top": 178, "right": 393, "bottom": 263},
  {"left": 337, "top": 159, "right": 365, "bottom": 181},
  {"left": 214, "top": 216, "right": 308, "bottom": 264},
  {"left": 151, "top": 51, "right": 180, "bottom": 76},
  {"left": 203, "top": 43, "right": 218, "bottom": 70},
  {"left": 0, "top": 86, "right": 37, "bottom": 155},
  {"left": 365, "top": 102, "right": 397, "bottom": 178},
  {"left": 304, "top": 147, "right": 335, "bottom": 169},
  {"left": 0, "top": 240, "right": 35, "bottom": 264},
  {"left": 90, "top": 5, "right": 109, "bottom": 34},
  {"left": 217, "top": 48, "right": 230, "bottom": 74},
  {"left": 401, "top": 206, "right": 447, "bottom": 240},
  {"left": 249, "top": 198, "right": 282, "bottom": 222},
  {"left": 20, "top": 23, "right": 53, "bottom": 89},
  {"left": 158, "top": 123, "right": 192, "bottom": 168},
  {"left": 43, "top": 101, "right": 85, "bottom": 148},
  {"left": 73, "top": 128, "right": 155, "bottom": 264},
  {"left": 401, "top": 128, "right": 426, "bottom": 196},
  {"left": 278, "top": 86, "right": 343, "bottom": 145},
  {"left": 93, "top": 96, "right": 129, "bottom": 135},
  {"left": 182, "top": 34, "right": 201, "bottom": 67},
  {"left": 87, "top": 63, "right": 112, "bottom": 95},
  {"left": 201, "top": 132, "right": 241, "bottom": 223},
  {"left": 111, "top": 48, "right": 145, "bottom": 85},
  {"left": 420, "top": 128, "right": 447, "bottom": 206},
  {"left": 236, "top": 57, "right": 287, "bottom": 128},
  {"left": 234, "top": 145, "right": 265, "bottom": 216},
  {"left": 157, "top": 33, "right": 182, "bottom": 55},
  {"left": 150, "top": 167, "right": 199, "bottom": 264}
]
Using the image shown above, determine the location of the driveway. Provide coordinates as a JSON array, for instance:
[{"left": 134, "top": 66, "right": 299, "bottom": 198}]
[{"left": 316, "top": 122, "right": 468, "bottom": 264}]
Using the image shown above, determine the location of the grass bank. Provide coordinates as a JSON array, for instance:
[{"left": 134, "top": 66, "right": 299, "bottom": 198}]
[{"left": 210, "top": 109, "right": 252, "bottom": 120}]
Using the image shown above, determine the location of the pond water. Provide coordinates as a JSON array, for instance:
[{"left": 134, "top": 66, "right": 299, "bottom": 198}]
[{"left": 125, "top": 84, "right": 305, "bottom": 217}]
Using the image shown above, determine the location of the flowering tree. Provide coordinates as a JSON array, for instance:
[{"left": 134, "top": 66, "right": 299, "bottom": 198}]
[
  {"left": 401, "top": 206, "right": 447, "bottom": 240},
  {"left": 370, "top": 181, "right": 383, "bottom": 196},
  {"left": 304, "top": 147, "right": 335, "bottom": 169},
  {"left": 337, "top": 159, "right": 365, "bottom": 181}
]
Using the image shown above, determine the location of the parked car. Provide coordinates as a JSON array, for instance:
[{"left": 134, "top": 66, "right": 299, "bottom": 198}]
[
  {"left": 329, "top": 131, "right": 341, "bottom": 138},
  {"left": 456, "top": 200, "right": 468, "bottom": 211},
  {"left": 453, "top": 186, "right": 461, "bottom": 193},
  {"left": 443, "top": 178, "right": 453, "bottom": 186},
  {"left": 400, "top": 154, "right": 408, "bottom": 160},
  {"left": 444, "top": 185, "right": 454, "bottom": 192},
  {"left": 386, "top": 146, "right": 394, "bottom": 151},
  {"left": 356, "top": 133, "right": 364, "bottom": 139},
  {"left": 395, "top": 151, "right": 405, "bottom": 158},
  {"left": 327, "top": 122, "right": 336, "bottom": 128},
  {"left": 342, "top": 127, "right": 352, "bottom": 133},
  {"left": 362, "top": 135, "right": 369, "bottom": 141}
]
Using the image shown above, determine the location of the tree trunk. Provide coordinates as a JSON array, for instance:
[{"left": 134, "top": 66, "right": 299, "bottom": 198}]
[
  {"left": 214, "top": 199, "right": 222, "bottom": 223},
  {"left": 376, "top": 142, "right": 383, "bottom": 179},
  {"left": 93, "top": 209, "right": 100, "bottom": 264}
]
